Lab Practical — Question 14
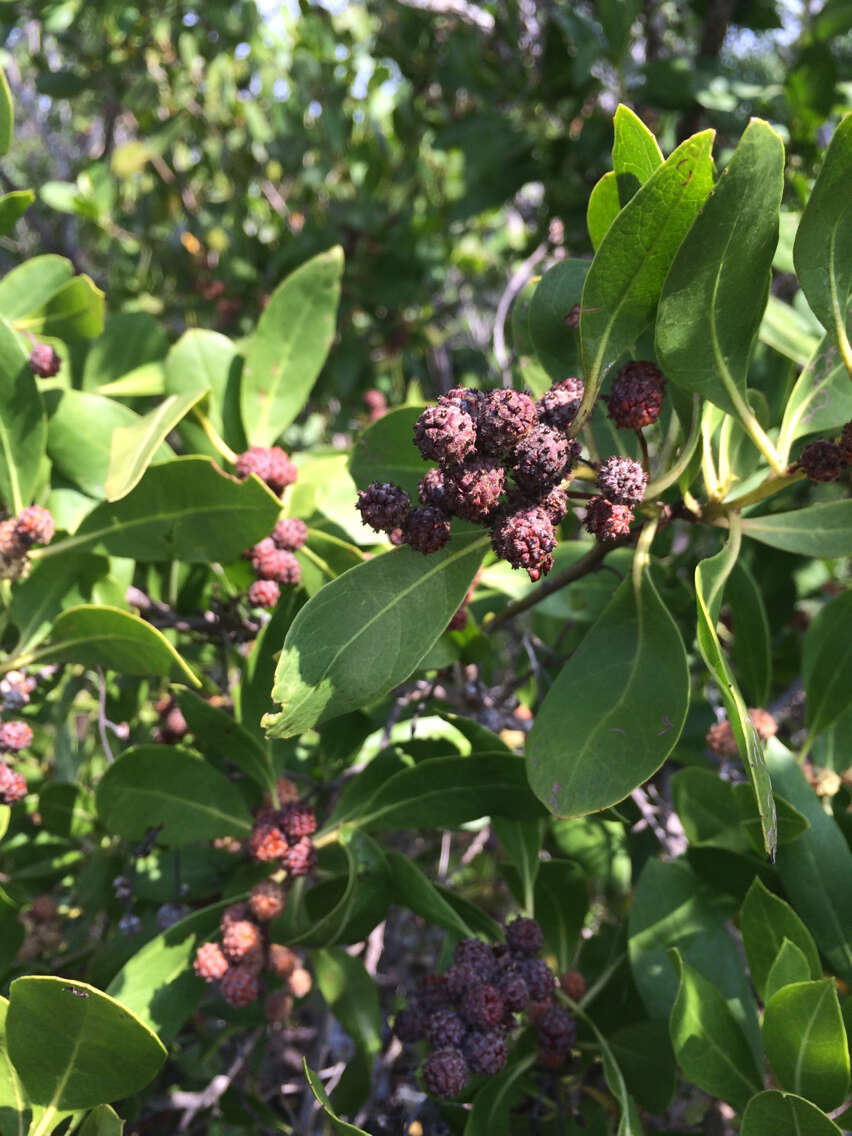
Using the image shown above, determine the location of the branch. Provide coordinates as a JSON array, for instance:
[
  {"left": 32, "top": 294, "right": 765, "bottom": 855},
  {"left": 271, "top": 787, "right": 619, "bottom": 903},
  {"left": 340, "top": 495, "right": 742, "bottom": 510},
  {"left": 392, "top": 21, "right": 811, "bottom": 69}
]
[
  {"left": 172, "top": 1028, "right": 262, "bottom": 1131},
  {"left": 394, "top": 0, "right": 495, "bottom": 32},
  {"left": 492, "top": 240, "right": 548, "bottom": 383}
]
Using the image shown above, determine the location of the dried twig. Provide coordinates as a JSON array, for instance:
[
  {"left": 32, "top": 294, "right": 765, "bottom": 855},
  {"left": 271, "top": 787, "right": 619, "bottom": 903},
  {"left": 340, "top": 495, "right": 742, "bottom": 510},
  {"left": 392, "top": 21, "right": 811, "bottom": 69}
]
[
  {"left": 493, "top": 240, "right": 549, "bottom": 383},
  {"left": 172, "top": 1027, "right": 262, "bottom": 1130}
]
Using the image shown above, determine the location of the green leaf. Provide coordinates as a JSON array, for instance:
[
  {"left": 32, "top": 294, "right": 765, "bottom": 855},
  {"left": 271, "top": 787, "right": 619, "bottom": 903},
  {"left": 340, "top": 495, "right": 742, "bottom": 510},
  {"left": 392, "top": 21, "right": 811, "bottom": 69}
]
[
  {"left": 107, "top": 899, "right": 234, "bottom": 1039},
  {"left": 765, "top": 939, "right": 813, "bottom": 1002},
  {"left": 741, "top": 500, "right": 852, "bottom": 557},
  {"left": 803, "top": 588, "right": 852, "bottom": 742},
  {"left": 0, "top": 191, "right": 34, "bottom": 238},
  {"left": 793, "top": 114, "right": 852, "bottom": 369},
  {"left": 607, "top": 1020, "right": 676, "bottom": 1114},
  {"left": 612, "top": 104, "right": 663, "bottom": 206},
  {"left": 741, "top": 1090, "right": 844, "bottom": 1135},
  {"left": 303, "top": 1061, "right": 371, "bottom": 1136},
  {"left": 9, "top": 552, "right": 111, "bottom": 654},
  {"left": 14, "top": 275, "right": 105, "bottom": 340},
  {"left": 272, "top": 840, "right": 363, "bottom": 947},
  {"left": 79, "top": 1104, "right": 124, "bottom": 1135},
  {"left": 598, "top": 0, "right": 640, "bottom": 59},
  {"left": 163, "top": 328, "right": 244, "bottom": 455},
  {"left": 174, "top": 689, "right": 275, "bottom": 794},
  {"left": 349, "top": 406, "right": 429, "bottom": 498},
  {"left": 532, "top": 859, "right": 588, "bottom": 972},
  {"left": 96, "top": 745, "right": 253, "bottom": 845},
  {"left": 0, "top": 67, "right": 12, "bottom": 155},
  {"left": 95, "top": 363, "right": 165, "bottom": 399},
  {"left": 777, "top": 335, "right": 852, "bottom": 461},
  {"left": 313, "top": 948, "right": 382, "bottom": 1060},
  {"left": 527, "top": 259, "right": 588, "bottom": 381},
  {"left": 493, "top": 817, "right": 543, "bottom": 916},
  {"left": 236, "top": 587, "right": 307, "bottom": 738},
  {"left": 765, "top": 740, "right": 852, "bottom": 984},
  {"left": 695, "top": 520, "right": 776, "bottom": 856},
  {"left": 571, "top": 1001, "right": 644, "bottom": 1136},
  {"left": 763, "top": 979, "right": 850, "bottom": 1109},
  {"left": 0, "top": 997, "right": 30, "bottom": 1136},
  {"left": 241, "top": 246, "right": 343, "bottom": 446},
  {"left": 385, "top": 850, "right": 475, "bottom": 938},
  {"left": 104, "top": 389, "right": 208, "bottom": 501},
  {"left": 668, "top": 949, "right": 763, "bottom": 1111},
  {"left": 264, "top": 530, "right": 487, "bottom": 738},
  {"left": 587, "top": 171, "right": 620, "bottom": 250},
  {"left": 82, "top": 313, "right": 168, "bottom": 391},
  {"left": 6, "top": 977, "right": 166, "bottom": 1111},
  {"left": 463, "top": 1053, "right": 537, "bottom": 1136},
  {"left": 0, "top": 318, "right": 46, "bottom": 515},
  {"left": 578, "top": 129, "right": 714, "bottom": 409},
  {"left": 760, "top": 295, "right": 820, "bottom": 366},
  {"left": 526, "top": 566, "right": 689, "bottom": 817},
  {"left": 655, "top": 120, "right": 784, "bottom": 466},
  {"left": 38, "top": 456, "right": 281, "bottom": 564},
  {"left": 28, "top": 605, "right": 199, "bottom": 686},
  {"left": 727, "top": 558, "right": 772, "bottom": 707},
  {"left": 0, "top": 256, "right": 72, "bottom": 321}
]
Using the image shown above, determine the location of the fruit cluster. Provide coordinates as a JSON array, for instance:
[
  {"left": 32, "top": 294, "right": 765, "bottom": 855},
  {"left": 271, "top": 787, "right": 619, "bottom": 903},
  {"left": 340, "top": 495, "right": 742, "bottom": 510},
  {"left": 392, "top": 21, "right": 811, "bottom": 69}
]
[
  {"left": 706, "top": 707, "right": 777, "bottom": 757},
  {"left": 193, "top": 884, "right": 311, "bottom": 1015},
  {"left": 797, "top": 426, "right": 852, "bottom": 483},
  {"left": 393, "top": 918, "right": 576, "bottom": 1098},
  {"left": 0, "top": 505, "right": 55, "bottom": 581},
  {"left": 234, "top": 446, "right": 307, "bottom": 609},
  {"left": 248, "top": 778, "right": 318, "bottom": 879},
  {"left": 357, "top": 364, "right": 661, "bottom": 582},
  {"left": 0, "top": 714, "right": 34, "bottom": 806}
]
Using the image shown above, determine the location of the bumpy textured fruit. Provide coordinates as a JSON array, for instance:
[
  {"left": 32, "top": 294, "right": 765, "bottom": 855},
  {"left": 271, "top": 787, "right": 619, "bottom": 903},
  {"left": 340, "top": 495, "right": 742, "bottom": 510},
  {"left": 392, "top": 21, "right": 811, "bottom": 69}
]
[
  {"left": 519, "top": 957, "right": 554, "bottom": 1002},
  {"left": 453, "top": 938, "right": 497, "bottom": 979},
  {"left": 440, "top": 387, "right": 484, "bottom": 419},
  {"left": 222, "top": 919, "right": 263, "bottom": 962},
  {"left": 799, "top": 440, "right": 846, "bottom": 482},
  {"left": 477, "top": 389, "right": 537, "bottom": 455},
  {"left": 584, "top": 496, "right": 634, "bottom": 542},
  {"left": 280, "top": 803, "right": 317, "bottom": 840},
  {"left": 247, "top": 579, "right": 280, "bottom": 608},
  {"left": 559, "top": 970, "right": 587, "bottom": 1001},
  {"left": 445, "top": 458, "right": 505, "bottom": 521},
  {"left": 444, "top": 962, "right": 481, "bottom": 1001},
  {"left": 606, "top": 361, "right": 666, "bottom": 429},
  {"left": 0, "top": 762, "right": 26, "bottom": 804},
  {"left": 460, "top": 982, "right": 504, "bottom": 1029},
  {"left": 491, "top": 506, "right": 556, "bottom": 582},
  {"left": 254, "top": 547, "right": 301, "bottom": 585},
  {"left": 357, "top": 482, "right": 411, "bottom": 533},
  {"left": 0, "top": 671, "right": 35, "bottom": 709},
  {"left": 597, "top": 456, "right": 648, "bottom": 504},
  {"left": 418, "top": 467, "right": 448, "bottom": 511},
  {"left": 0, "top": 720, "right": 33, "bottom": 752},
  {"left": 422, "top": 1047, "right": 469, "bottom": 1098},
  {"left": 0, "top": 519, "right": 25, "bottom": 562},
  {"left": 249, "top": 880, "right": 286, "bottom": 922},
  {"left": 15, "top": 506, "right": 54, "bottom": 548},
  {"left": 403, "top": 506, "right": 451, "bottom": 554},
  {"left": 510, "top": 426, "right": 579, "bottom": 495},
  {"left": 505, "top": 916, "right": 544, "bottom": 955},
  {"left": 540, "top": 486, "right": 569, "bottom": 524},
  {"left": 193, "top": 941, "right": 230, "bottom": 982},
  {"left": 282, "top": 836, "right": 316, "bottom": 877},
  {"left": 221, "top": 902, "right": 249, "bottom": 928},
  {"left": 495, "top": 966, "right": 530, "bottom": 1011},
  {"left": 464, "top": 1030, "right": 508, "bottom": 1075},
  {"left": 394, "top": 1004, "right": 427, "bottom": 1042},
  {"left": 535, "top": 1005, "right": 576, "bottom": 1054},
  {"left": 426, "top": 1008, "right": 468, "bottom": 1048},
  {"left": 235, "top": 446, "right": 297, "bottom": 494},
  {"left": 272, "top": 517, "right": 309, "bottom": 550},
  {"left": 413, "top": 403, "right": 477, "bottom": 465},
  {"left": 249, "top": 821, "right": 289, "bottom": 862},
  {"left": 29, "top": 343, "right": 61, "bottom": 378},
  {"left": 536, "top": 377, "right": 585, "bottom": 431},
  {"left": 840, "top": 422, "right": 852, "bottom": 461},
  {"left": 249, "top": 537, "right": 275, "bottom": 568},
  {"left": 220, "top": 964, "right": 261, "bottom": 1007},
  {"left": 417, "top": 975, "right": 451, "bottom": 1013},
  {"left": 267, "top": 943, "right": 298, "bottom": 978},
  {"left": 275, "top": 776, "right": 302, "bottom": 804}
]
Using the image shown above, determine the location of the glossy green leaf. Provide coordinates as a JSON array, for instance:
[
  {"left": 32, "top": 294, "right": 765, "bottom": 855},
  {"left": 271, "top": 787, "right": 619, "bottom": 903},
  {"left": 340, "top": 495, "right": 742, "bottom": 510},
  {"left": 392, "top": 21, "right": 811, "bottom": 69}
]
[
  {"left": 241, "top": 245, "right": 343, "bottom": 446},
  {"left": 578, "top": 129, "right": 714, "bottom": 410},
  {"left": 695, "top": 522, "right": 776, "bottom": 856},
  {"left": 79, "top": 1104, "right": 124, "bottom": 1135},
  {"left": 668, "top": 949, "right": 763, "bottom": 1111},
  {"left": 760, "top": 295, "right": 820, "bottom": 366},
  {"left": 164, "top": 328, "right": 244, "bottom": 455},
  {"left": 28, "top": 605, "right": 199, "bottom": 685},
  {"left": 765, "top": 740, "right": 852, "bottom": 984},
  {"left": 656, "top": 120, "right": 783, "bottom": 456},
  {"left": 0, "top": 318, "right": 46, "bottom": 515},
  {"left": 765, "top": 939, "right": 813, "bottom": 1002},
  {"left": 385, "top": 851, "right": 475, "bottom": 938},
  {"left": 727, "top": 559, "right": 772, "bottom": 707},
  {"left": 14, "top": 274, "right": 105, "bottom": 340},
  {"left": 803, "top": 588, "right": 852, "bottom": 741},
  {"left": 349, "top": 405, "right": 428, "bottom": 498},
  {"left": 6, "top": 977, "right": 166, "bottom": 1111},
  {"left": 107, "top": 899, "right": 233, "bottom": 1039},
  {"left": 0, "top": 996, "right": 29, "bottom": 1135},
  {"left": 38, "top": 456, "right": 281, "bottom": 564},
  {"left": 0, "top": 67, "right": 12, "bottom": 155},
  {"left": 741, "top": 500, "right": 852, "bottom": 557},
  {"left": 0, "top": 191, "right": 34, "bottom": 237},
  {"left": 9, "top": 552, "right": 112, "bottom": 653},
  {"left": 265, "top": 530, "right": 488, "bottom": 738},
  {"left": 607, "top": 1020, "right": 676, "bottom": 1114},
  {"left": 82, "top": 313, "right": 168, "bottom": 391},
  {"left": 741, "top": 1090, "right": 844, "bottom": 1135},
  {"left": 95, "top": 362, "right": 166, "bottom": 398},
  {"left": 174, "top": 688, "right": 275, "bottom": 793},
  {"left": 304, "top": 1062, "right": 371, "bottom": 1136},
  {"left": 587, "top": 171, "right": 620, "bottom": 250},
  {"left": 463, "top": 1052, "right": 537, "bottom": 1136},
  {"left": 612, "top": 103, "right": 663, "bottom": 205},
  {"left": 528, "top": 259, "right": 588, "bottom": 381},
  {"left": 104, "top": 389, "right": 208, "bottom": 501},
  {"left": 527, "top": 567, "right": 689, "bottom": 817},
  {"left": 793, "top": 114, "right": 852, "bottom": 366},
  {"left": 763, "top": 979, "right": 850, "bottom": 1109},
  {"left": 96, "top": 745, "right": 253, "bottom": 845},
  {"left": 777, "top": 335, "right": 852, "bottom": 460},
  {"left": 0, "top": 256, "right": 72, "bottom": 321}
]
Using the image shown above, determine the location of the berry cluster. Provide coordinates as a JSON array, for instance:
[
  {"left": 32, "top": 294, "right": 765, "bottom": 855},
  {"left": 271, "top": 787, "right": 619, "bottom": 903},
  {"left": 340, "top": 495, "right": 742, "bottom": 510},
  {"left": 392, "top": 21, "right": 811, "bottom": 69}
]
[
  {"left": 248, "top": 780, "right": 318, "bottom": 879},
  {"left": 0, "top": 713, "right": 33, "bottom": 805},
  {"left": 797, "top": 434, "right": 850, "bottom": 483},
  {"left": 0, "top": 670, "right": 36, "bottom": 710},
  {"left": 0, "top": 506, "right": 55, "bottom": 581},
  {"left": 394, "top": 918, "right": 576, "bottom": 1099},
  {"left": 193, "top": 884, "right": 312, "bottom": 1015},
  {"left": 706, "top": 707, "right": 778, "bottom": 758}
]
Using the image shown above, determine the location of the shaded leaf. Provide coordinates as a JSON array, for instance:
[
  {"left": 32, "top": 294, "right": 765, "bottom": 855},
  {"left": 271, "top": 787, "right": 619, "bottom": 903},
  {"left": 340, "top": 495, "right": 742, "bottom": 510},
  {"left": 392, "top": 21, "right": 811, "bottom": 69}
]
[
  {"left": 0, "top": 318, "right": 46, "bottom": 515},
  {"left": 463, "top": 1053, "right": 537, "bottom": 1136},
  {"left": 528, "top": 259, "right": 588, "bottom": 381},
  {"left": 777, "top": 335, "right": 852, "bottom": 459},
  {"left": 82, "top": 313, "right": 168, "bottom": 390},
  {"left": 765, "top": 939, "right": 813, "bottom": 1002},
  {"left": 727, "top": 558, "right": 772, "bottom": 707},
  {"left": 385, "top": 851, "right": 475, "bottom": 938},
  {"left": 533, "top": 859, "right": 588, "bottom": 972},
  {"left": 493, "top": 817, "right": 543, "bottom": 916},
  {"left": 349, "top": 406, "right": 428, "bottom": 498},
  {"left": 0, "top": 66, "right": 12, "bottom": 155},
  {"left": 304, "top": 1062, "right": 370, "bottom": 1136},
  {"left": 163, "top": 328, "right": 244, "bottom": 456},
  {"left": 0, "top": 191, "right": 34, "bottom": 238},
  {"left": 741, "top": 1090, "right": 843, "bottom": 1135},
  {"left": 803, "top": 588, "right": 852, "bottom": 742},
  {"left": 741, "top": 500, "right": 852, "bottom": 557},
  {"left": 79, "top": 1104, "right": 124, "bottom": 1135},
  {"left": 607, "top": 1020, "right": 676, "bottom": 1114},
  {"left": 0, "top": 997, "right": 29, "bottom": 1136},
  {"left": 174, "top": 689, "right": 275, "bottom": 794}
]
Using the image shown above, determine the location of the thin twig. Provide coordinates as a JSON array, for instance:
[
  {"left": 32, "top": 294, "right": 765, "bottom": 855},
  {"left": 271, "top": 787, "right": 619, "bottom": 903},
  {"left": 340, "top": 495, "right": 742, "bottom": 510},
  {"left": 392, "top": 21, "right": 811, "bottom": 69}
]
[
  {"left": 172, "top": 1028, "right": 262, "bottom": 1130},
  {"left": 95, "top": 667, "right": 114, "bottom": 765},
  {"left": 493, "top": 241, "right": 549, "bottom": 383}
]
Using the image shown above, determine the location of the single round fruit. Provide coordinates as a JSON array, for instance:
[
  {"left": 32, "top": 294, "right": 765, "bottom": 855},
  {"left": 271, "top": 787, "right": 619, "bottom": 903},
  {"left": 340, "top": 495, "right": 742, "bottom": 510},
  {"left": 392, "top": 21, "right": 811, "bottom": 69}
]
[
  {"left": 222, "top": 919, "right": 263, "bottom": 962},
  {"left": 505, "top": 916, "right": 543, "bottom": 955},
  {"left": 194, "top": 941, "right": 229, "bottom": 982},
  {"left": 272, "top": 517, "right": 308, "bottom": 551},
  {"left": 402, "top": 506, "right": 451, "bottom": 554},
  {"left": 249, "top": 822, "right": 289, "bottom": 862},
  {"left": 0, "top": 763, "right": 26, "bottom": 804},
  {"left": 279, "top": 803, "right": 317, "bottom": 841},
  {"left": 220, "top": 964, "right": 261, "bottom": 1007},
  {"left": 247, "top": 578, "right": 280, "bottom": 608},
  {"left": 444, "top": 458, "right": 505, "bottom": 522},
  {"left": 491, "top": 506, "right": 556, "bottom": 582},
  {"left": 422, "top": 1047, "right": 469, "bottom": 1098},
  {"left": 464, "top": 1029, "right": 508, "bottom": 1075},
  {"left": 418, "top": 467, "right": 449, "bottom": 511},
  {"left": 249, "top": 880, "right": 286, "bottom": 922},
  {"left": 536, "top": 377, "right": 585, "bottom": 432},
  {"left": 413, "top": 403, "right": 477, "bottom": 466},
  {"left": 597, "top": 456, "right": 648, "bottom": 505},
  {"left": 394, "top": 1004, "right": 427, "bottom": 1042},
  {"left": 460, "top": 982, "right": 504, "bottom": 1029},
  {"left": 282, "top": 836, "right": 316, "bottom": 877},
  {"left": 356, "top": 482, "right": 411, "bottom": 533},
  {"left": 535, "top": 1005, "right": 576, "bottom": 1055},
  {"left": 15, "top": 506, "right": 54, "bottom": 548},
  {"left": 559, "top": 970, "right": 587, "bottom": 1001},
  {"left": 0, "top": 720, "right": 33, "bottom": 752},
  {"left": 267, "top": 943, "right": 298, "bottom": 978},
  {"left": 29, "top": 343, "right": 61, "bottom": 378},
  {"left": 426, "top": 1008, "right": 468, "bottom": 1048},
  {"left": 584, "top": 496, "right": 634, "bottom": 542},
  {"left": 477, "top": 389, "right": 537, "bottom": 456},
  {"left": 799, "top": 440, "right": 846, "bottom": 483},
  {"left": 453, "top": 938, "right": 497, "bottom": 980},
  {"left": 606, "top": 361, "right": 666, "bottom": 429}
]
